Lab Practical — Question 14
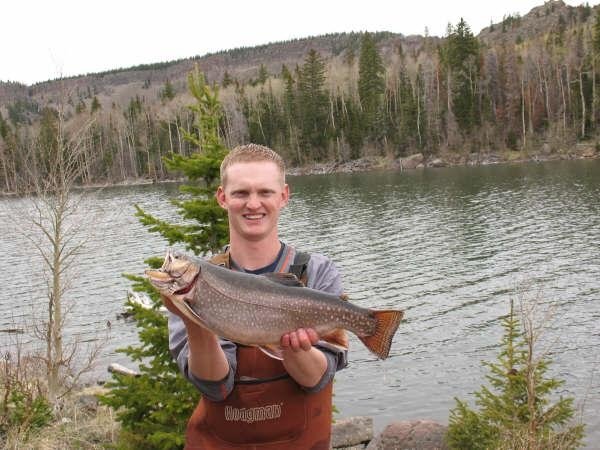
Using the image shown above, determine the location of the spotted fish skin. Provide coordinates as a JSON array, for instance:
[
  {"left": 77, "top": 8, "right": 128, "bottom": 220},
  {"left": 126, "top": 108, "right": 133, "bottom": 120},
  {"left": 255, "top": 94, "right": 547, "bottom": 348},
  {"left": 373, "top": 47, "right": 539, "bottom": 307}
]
[{"left": 146, "top": 249, "right": 404, "bottom": 359}]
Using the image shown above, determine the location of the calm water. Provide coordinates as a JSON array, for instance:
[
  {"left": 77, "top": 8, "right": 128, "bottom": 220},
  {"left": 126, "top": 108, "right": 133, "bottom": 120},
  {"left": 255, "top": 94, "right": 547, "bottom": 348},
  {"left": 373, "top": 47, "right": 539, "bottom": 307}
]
[{"left": 1, "top": 160, "right": 599, "bottom": 446}]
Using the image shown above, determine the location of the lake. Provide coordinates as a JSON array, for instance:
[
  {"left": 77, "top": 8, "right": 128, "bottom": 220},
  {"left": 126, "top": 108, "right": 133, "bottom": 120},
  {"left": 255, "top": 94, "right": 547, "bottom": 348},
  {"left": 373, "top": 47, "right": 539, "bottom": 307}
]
[{"left": 1, "top": 159, "right": 599, "bottom": 447}]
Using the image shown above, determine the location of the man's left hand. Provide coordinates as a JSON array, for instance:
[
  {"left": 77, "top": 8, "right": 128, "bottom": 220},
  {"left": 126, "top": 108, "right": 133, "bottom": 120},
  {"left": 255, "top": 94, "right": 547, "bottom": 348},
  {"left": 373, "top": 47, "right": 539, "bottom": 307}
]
[{"left": 280, "top": 328, "right": 319, "bottom": 352}]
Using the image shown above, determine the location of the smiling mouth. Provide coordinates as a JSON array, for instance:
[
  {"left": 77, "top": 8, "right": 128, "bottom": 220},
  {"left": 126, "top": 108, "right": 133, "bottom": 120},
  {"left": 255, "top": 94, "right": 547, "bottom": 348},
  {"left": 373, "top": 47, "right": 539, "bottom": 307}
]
[{"left": 243, "top": 213, "right": 265, "bottom": 220}]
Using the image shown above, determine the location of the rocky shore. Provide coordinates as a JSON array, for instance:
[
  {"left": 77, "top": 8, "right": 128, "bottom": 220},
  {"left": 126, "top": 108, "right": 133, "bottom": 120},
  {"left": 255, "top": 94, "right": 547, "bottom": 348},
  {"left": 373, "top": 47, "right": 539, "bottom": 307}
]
[
  {"left": 331, "top": 416, "right": 448, "bottom": 450},
  {"left": 287, "top": 144, "right": 599, "bottom": 177}
]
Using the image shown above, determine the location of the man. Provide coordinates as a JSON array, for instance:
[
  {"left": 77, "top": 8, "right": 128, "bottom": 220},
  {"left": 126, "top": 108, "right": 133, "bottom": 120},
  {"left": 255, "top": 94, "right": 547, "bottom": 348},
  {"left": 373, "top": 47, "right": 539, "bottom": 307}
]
[{"left": 166, "top": 143, "right": 348, "bottom": 449}]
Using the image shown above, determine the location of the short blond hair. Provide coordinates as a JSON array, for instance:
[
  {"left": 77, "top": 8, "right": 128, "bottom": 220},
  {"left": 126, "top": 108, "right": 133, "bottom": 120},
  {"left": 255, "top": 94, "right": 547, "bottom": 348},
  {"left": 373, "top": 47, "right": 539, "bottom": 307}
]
[{"left": 220, "top": 143, "right": 286, "bottom": 186}]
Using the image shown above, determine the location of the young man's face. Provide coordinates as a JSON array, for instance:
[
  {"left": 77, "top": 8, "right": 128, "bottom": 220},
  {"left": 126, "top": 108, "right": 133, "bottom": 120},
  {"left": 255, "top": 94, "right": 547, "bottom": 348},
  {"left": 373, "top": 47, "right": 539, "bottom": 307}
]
[{"left": 216, "top": 161, "right": 289, "bottom": 243}]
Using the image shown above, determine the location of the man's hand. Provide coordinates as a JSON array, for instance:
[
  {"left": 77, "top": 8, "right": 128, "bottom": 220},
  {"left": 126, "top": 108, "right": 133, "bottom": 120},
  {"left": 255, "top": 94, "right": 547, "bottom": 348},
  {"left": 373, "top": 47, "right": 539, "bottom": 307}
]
[
  {"left": 280, "top": 328, "right": 326, "bottom": 388},
  {"left": 280, "top": 328, "right": 319, "bottom": 352}
]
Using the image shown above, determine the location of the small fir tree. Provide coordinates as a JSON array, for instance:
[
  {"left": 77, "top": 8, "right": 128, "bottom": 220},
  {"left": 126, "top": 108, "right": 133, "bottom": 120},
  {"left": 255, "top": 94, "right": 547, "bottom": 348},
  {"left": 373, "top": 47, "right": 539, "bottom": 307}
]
[
  {"left": 99, "top": 65, "right": 229, "bottom": 450},
  {"left": 160, "top": 79, "right": 176, "bottom": 102},
  {"left": 448, "top": 297, "right": 585, "bottom": 449},
  {"left": 90, "top": 96, "right": 101, "bottom": 114}
]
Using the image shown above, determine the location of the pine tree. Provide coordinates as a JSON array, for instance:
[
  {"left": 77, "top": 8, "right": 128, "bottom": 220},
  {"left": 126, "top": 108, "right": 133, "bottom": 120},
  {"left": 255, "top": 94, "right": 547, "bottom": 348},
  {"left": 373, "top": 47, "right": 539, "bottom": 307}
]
[
  {"left": 358, "top": 32, "right": 385, "bottom": 143},
  {"left": 90, "top": 96, "right": 101, "bottom": 114},
  {"left": 443, "top": 18, "right": 480, "bottom": 134},
  {"left": 160, "top": 79, "right": 176, "bottom": 102},
  {"left": 257, "top": 64, "right": 269, "bottom": 85},
  {"left": 592, "top": 10, "right": 600, "bottom": 128},
  {"left": 297, "top": 49, "right": 329, "bottom": 160},
  {"left": 221, "top": 70, "right": 233, "bottom": 88},
  {"left": 99, "top": 66, "right": 229, "bottom": 449},
  {"left": 448, "top": 298, "right": 585, "bottom": 449}
]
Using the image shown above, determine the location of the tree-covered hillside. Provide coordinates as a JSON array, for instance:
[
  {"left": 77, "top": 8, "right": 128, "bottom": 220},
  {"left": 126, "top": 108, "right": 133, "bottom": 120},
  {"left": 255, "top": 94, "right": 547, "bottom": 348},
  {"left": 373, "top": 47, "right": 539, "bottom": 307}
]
[{"left": 0, "top": 1, "right": 598, "bottom": 192}]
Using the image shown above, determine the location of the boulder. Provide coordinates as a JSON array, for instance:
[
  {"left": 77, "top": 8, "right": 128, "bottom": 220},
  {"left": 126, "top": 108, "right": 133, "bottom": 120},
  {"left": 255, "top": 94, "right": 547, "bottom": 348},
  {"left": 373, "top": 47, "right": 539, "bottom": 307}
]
[
  {"left": 366, "top": 420, "right": 448, "bottom": 450},
  {"left": 398, "top": 153, "right": 424, "bottom": 170},
  {"left": 581, "top": 147, "right": 596, "bottom": 158},
  {"left": 428, "top": 158, "right": 446, "bottom": 168},
  {"left": 332, "top": 416, "right": 373, "bottom": 449}
]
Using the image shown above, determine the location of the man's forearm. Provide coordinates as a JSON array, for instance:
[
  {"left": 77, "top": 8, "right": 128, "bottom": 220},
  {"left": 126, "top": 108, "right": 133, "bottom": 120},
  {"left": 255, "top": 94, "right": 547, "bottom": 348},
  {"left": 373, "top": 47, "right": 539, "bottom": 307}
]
[
  {"left": 186, "top": 324, "right": 230, "bottom": 381},
  {"left": 282, "top": 347, "right": 327, "bottom": 388}
]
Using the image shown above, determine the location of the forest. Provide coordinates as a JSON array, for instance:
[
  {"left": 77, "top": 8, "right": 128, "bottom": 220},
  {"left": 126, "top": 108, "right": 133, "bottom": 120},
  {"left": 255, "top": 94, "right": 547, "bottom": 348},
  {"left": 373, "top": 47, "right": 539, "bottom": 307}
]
[{"left": 0, "top": 1, "right": 599, "bottom": 193}]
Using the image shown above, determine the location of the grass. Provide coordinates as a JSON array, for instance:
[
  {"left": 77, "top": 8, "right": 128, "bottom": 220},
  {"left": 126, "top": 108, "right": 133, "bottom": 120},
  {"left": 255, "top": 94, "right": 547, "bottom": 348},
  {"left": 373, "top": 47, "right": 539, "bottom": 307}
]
[{"left": 1, "top": 386, "right": 119, "bottom": 450}]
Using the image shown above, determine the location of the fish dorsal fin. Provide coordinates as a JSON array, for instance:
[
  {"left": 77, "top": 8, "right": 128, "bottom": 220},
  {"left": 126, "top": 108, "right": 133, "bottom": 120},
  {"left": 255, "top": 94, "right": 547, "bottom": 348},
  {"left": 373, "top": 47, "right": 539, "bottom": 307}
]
[{"left": 262, "top": 272, "right": 305, "bottom": 287}]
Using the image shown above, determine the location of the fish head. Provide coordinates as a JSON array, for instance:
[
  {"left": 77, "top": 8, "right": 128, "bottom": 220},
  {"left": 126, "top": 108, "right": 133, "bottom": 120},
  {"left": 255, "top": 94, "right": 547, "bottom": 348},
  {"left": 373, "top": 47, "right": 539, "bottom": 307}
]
[{"left": 145, "top": 249, "right": 201, "bottom": 298}]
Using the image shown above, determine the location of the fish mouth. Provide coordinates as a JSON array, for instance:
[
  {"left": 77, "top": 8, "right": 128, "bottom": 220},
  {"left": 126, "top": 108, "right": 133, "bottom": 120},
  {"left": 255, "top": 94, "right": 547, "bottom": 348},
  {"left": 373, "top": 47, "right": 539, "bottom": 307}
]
[
  {"left": 145, "top": 269, "right": 172, "bottom": 283},
  {"left": 172, "top": 272, "right": 199, "bottom": 295},
  {"left": 145, "top": 268, "right": 199, "bottom": 296}
]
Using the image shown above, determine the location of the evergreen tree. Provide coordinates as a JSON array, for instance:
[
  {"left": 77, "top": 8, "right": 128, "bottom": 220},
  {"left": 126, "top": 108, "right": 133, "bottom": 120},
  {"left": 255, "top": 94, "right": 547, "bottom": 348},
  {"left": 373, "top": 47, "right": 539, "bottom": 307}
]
[
  {"left": 297, "top": 49, "right": 329, "bottom": 160},
  {"left": 99, "top": 66, "right": 229, "bottom": 449},
  {"left": 221, "top": 70, "right": 233, "bottom": 88},
  {"left": 358, "top": 32, "right": 386, "bottom": 143},
  {"left": 443, "top": 18, "right": 480, "bottom": 134},
  {"left": 90, "top": 96, "right": 101, "bottom": 114},
  {"left": 257, "top": 64, "right": 269, "bottom": 85},
  {"left": 448, "top": 299, "right": 585, "bottom": 449},
  {"left": 593, "top": 10, "right": 600, "bottom": 127},
  {"left": 160, "top": 79, "right": 176, "bottom": 102}
]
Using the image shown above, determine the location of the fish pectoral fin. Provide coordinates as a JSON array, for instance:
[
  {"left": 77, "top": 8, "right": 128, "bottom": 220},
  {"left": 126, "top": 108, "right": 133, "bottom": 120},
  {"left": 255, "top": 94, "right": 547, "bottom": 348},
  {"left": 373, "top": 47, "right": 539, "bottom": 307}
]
[
  {"left": 258, "top": 344, "right": 284, "bottom": 360},
  {"left": 261, "top": 272, "right": 304, "bottom": 287}
]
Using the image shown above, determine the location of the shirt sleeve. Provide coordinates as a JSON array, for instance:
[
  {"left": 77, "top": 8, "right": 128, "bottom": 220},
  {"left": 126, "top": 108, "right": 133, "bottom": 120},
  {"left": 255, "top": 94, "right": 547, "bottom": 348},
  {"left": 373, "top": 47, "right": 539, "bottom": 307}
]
[
  {"left": 302, "top": 253, "right": 349, "bottom": 393},
  {"left": 168, "top": 312, "right": 237, "bottom": 401}
]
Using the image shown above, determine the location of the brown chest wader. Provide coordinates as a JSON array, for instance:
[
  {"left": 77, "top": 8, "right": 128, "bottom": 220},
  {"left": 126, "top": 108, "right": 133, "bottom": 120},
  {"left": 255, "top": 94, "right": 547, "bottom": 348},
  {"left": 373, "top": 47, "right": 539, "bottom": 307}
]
[{"left": 184, "top": 249, "right": 332, "bottom": 450}]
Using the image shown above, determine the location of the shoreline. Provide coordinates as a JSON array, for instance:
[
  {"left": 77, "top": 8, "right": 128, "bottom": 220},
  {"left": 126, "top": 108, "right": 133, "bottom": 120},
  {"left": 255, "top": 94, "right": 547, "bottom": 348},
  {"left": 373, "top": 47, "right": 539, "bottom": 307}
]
[
  {"left": 287, "top": 145, "right": 599, "bottom": 177},
  {"left": 1, "top": 146, "right": 598, "bottom": 197}
]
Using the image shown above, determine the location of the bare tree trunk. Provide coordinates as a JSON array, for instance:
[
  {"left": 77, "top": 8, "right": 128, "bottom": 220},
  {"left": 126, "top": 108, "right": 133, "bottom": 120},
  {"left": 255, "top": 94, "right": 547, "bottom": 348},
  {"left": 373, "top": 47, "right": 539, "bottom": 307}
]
[
  {"left": 579, "top": 68, "right": 586, "bottom": 138},
  {"left": 416, "top": 86, "right": 422, "bottom": 148},
  {"left": 0, "top": 143, "right": 10, "bottom": 192},
  {"left": 175, "top": 116, "right": 183, "bottom": 154},
  {"left": 521, "top": 73, "right": 527, "bottom": 149},
  {"left": 558, "top": 65, "right": 567, "bottom": 135},
  {"left": 593, "top": 62, "right": 597, "bottom": 129},
  {"left": 168, "top": 121, "right": 174, "bottom": 155},
  {"left": 117, "top": 126, "right": 126, "bottom": 181}
]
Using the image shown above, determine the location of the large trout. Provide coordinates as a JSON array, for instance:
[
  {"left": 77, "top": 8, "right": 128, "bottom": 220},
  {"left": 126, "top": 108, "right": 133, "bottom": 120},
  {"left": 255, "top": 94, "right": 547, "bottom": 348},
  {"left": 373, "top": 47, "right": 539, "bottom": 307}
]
[{"left": 146, "top": 249, "right": 404, "bottom": 359}]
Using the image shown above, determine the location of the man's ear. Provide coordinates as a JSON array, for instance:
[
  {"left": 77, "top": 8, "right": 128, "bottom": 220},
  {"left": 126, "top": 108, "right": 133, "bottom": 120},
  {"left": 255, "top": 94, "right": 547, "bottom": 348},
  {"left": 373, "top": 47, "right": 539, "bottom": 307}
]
[
  {"left": 215, "top": 186, "right": 227, "bottom": 208},
  {"left": 281, "top": 183, "right": 290, "bottom": 206}
]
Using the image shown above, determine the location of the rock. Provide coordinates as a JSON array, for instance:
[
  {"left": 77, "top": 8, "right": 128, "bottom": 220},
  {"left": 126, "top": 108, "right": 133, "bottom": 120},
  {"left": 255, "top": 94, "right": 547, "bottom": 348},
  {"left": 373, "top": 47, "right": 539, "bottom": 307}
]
[
  {"left": 398, "top": 153, "right": 424, "bottom": 170},
  {"left": 581, "top": 147, "right": 596, "bottom": 158},
  {"left": 542, "top": 143, "right": 552, "bottom": 155},
  {"left": 428, "top": 158, "right": 446, "bottom": 168},
  {"left": 75, "top": 385, "right": 108, "bottom": 413},
  {"left": 366, "top": 420, "right": 448, "bottom": 450},
  {"left": 332, "top": 416, "right": 373, "bottom": 448}
]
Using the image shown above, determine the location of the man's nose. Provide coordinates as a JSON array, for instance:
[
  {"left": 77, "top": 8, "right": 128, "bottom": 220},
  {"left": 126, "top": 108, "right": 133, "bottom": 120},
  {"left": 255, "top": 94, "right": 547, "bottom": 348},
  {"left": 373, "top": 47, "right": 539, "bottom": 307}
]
[{"left": 246, "top": 194, "right": 261, "bottom": 209}]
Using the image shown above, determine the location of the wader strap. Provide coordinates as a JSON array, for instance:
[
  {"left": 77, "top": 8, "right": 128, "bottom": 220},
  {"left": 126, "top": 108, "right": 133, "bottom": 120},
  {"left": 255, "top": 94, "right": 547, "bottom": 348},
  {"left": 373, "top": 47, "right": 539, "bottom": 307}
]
[
  {"left": 208, "top": 251, "right": 230, "bottom": 268},
  {"left": 289, "top": 251, "right": 310, "bottom": 286}
]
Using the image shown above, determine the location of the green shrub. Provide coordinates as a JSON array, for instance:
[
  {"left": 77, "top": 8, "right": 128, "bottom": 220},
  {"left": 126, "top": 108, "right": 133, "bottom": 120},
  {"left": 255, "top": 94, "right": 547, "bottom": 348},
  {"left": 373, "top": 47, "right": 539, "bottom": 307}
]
[{"left": 448, "top": 297, "right": 585, "bottom": 449}]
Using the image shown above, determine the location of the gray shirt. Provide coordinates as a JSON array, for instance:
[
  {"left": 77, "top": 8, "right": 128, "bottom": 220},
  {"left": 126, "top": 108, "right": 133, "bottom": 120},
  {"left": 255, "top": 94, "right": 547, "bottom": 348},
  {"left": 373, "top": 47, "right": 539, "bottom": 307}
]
[{"left": 168, "top": 246, "right": 348, "bottom": 401}]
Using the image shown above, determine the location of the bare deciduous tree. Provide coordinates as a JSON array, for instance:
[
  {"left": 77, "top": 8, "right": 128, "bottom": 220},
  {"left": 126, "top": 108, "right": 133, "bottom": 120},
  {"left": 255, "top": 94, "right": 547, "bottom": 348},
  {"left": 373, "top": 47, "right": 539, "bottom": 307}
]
[{"left": 7, "top": 92, "right": 106, "bottom": 406}]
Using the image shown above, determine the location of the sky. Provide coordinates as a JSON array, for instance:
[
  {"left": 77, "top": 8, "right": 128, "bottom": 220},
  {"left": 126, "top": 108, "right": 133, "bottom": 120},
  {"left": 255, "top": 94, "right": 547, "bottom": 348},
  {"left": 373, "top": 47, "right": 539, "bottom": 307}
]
[{"left": 1, "top": 0, "right": 591, "bottom": 85}]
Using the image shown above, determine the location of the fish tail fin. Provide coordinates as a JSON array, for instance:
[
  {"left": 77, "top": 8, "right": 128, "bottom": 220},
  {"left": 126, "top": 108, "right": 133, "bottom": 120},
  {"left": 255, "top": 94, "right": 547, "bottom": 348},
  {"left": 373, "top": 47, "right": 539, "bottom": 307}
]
[{"left": 359, "top": 310, "right": 404, "bottom": 359}]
